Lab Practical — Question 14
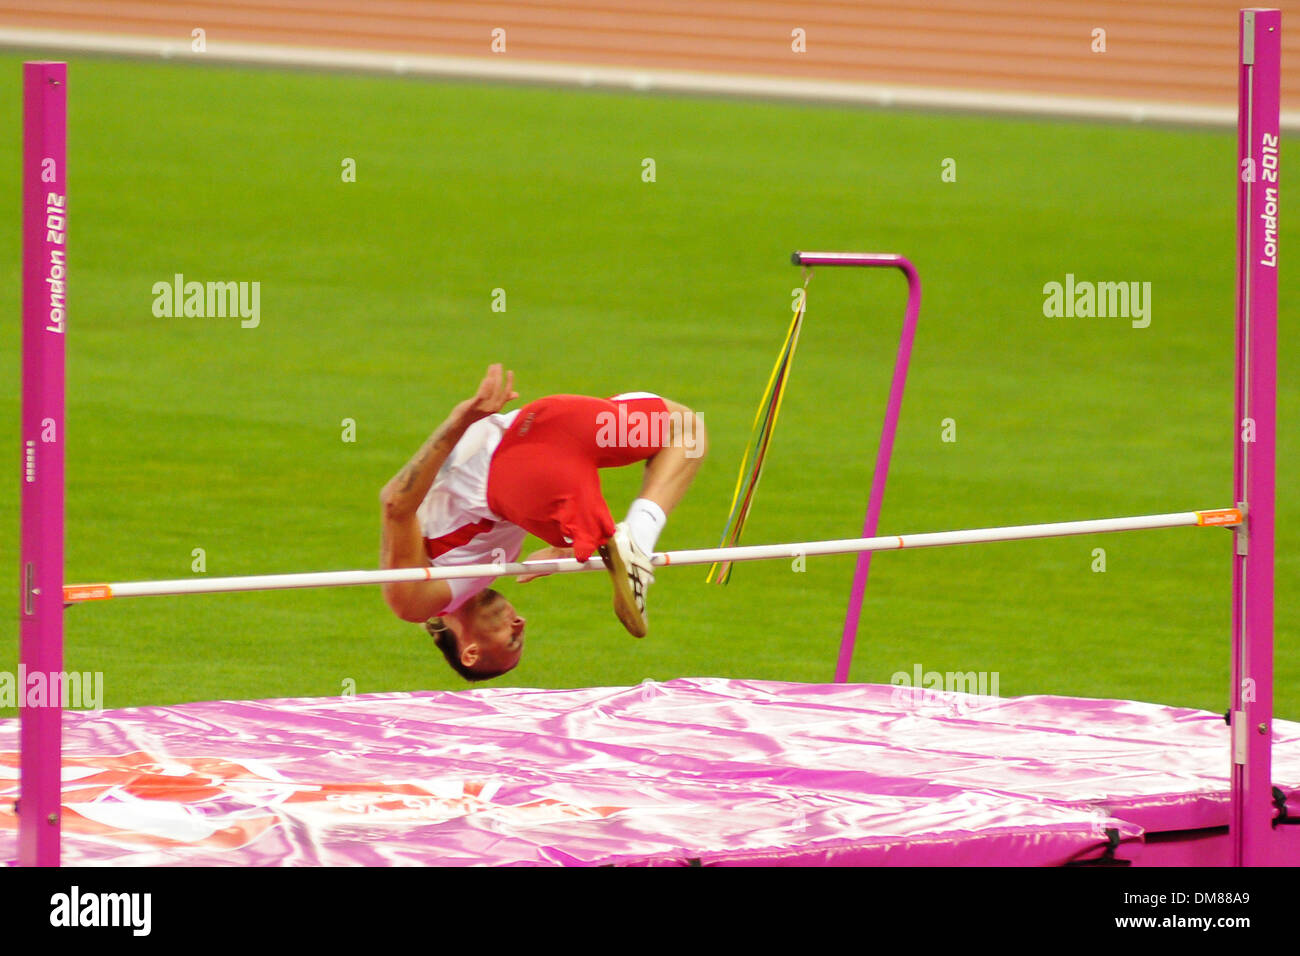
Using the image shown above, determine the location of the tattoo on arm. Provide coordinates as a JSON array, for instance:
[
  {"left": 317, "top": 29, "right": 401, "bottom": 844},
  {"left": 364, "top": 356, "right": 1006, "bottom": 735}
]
[
  {"left": 397, "top": 426, "right": 455, "bottom": 491},
  {"left": 396, "top": 447, "right": 431, "bottom": 493},
  {"left": 383, "top": 405, "right": 472, "bottom": 513}
]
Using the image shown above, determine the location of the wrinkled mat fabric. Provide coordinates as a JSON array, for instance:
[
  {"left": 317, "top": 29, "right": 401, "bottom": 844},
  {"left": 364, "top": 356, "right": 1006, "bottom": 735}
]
[{"left": 4, "top": 679, "right": 1297, "bottom": 865}]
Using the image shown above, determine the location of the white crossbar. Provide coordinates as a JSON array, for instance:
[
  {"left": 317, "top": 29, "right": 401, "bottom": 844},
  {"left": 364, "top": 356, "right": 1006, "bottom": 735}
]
[{"left": 62, "top": 509, "right": 1240, "bottom": 603}]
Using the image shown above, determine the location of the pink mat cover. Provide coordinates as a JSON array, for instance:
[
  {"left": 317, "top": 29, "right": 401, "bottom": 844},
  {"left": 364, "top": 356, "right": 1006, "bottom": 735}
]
[{"left": 4, "top": 679, "right": 1298, "bottom": 866}]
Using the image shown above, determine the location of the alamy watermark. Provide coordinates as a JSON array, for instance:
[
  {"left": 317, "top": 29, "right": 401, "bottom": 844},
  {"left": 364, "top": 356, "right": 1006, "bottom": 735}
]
[
  {"left": 152, "top": 273, "right": 260, "bottom": 328},
  {"left": 890, "top": 663, "right": 1000, "bottom": 713},
  {"left": 595, "top": 403, "right": 705, "bottom": 458},
  {"left": 50, "top": 886, "right": 150, "bottom": 936},
  {"left": 1, "top": 667, "right": 103, "bottom": 711},
  {"left": 1042, "top": 274, "right": 1151, "bottom": 328}
]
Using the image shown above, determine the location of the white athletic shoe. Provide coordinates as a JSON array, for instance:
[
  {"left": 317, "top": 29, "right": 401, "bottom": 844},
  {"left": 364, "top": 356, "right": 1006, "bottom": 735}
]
[{"left": 599, "top": 522, "right": 655, "bottom": 638}]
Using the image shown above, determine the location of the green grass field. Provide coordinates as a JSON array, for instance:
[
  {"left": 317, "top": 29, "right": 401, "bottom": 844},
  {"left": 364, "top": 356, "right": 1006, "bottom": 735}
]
[{"left": 1, "top": 53, "right": 1296, "bottom": 718}]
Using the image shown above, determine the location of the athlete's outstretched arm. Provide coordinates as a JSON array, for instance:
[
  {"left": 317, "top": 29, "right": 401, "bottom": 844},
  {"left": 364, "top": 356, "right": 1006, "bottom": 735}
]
[
  {"left": 516, "top": 545, "right": 575, "bottom": 583},
  {"left": 380, "top": 364, "right": 517, "bottom": 621}
]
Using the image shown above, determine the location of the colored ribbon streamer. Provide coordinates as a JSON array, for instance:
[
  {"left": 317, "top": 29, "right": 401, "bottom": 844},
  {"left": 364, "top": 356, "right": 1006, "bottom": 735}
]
[{"left": 708, "top": 271, "right": 811, "bottom": 583}]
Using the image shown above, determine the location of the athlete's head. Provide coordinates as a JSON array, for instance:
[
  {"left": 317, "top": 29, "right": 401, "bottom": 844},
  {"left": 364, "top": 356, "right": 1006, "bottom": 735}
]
[{"left": 427, "top": 588, "right": 526, "bottom": 682}]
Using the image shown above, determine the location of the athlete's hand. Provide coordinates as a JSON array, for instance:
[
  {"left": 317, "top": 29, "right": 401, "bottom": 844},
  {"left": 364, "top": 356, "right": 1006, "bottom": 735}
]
[
  {"left": 464, "top": 363, "right": 518, "bottom": 422},
  {"left": 517, "top": 546, "right": 575, "bottom": 583}
]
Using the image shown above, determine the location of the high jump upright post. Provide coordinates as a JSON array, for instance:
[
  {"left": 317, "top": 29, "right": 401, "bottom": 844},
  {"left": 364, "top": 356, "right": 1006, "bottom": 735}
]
[
  {"left": 20, "top": 61, "right": 67, "bottom": 867},
  {"left": 1233, "top": 8, "right": 1279, "bottom": 868},
  {"left": 787, "top": 252, "right": 921, "bottom": 685}
]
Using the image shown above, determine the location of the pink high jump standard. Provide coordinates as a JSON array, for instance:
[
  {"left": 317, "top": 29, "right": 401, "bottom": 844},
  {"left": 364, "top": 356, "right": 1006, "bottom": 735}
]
[
  {"left": 12, "top": 11, "right": 1287, "bottom": 866},
  {"left": 19, "top": 60, "right": 65, "bottom": 869}
]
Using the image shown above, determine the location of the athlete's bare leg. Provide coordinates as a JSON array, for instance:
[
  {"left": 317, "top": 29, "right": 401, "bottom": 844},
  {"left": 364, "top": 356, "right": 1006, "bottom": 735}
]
[{"left": 635, "top": 398, "right": 708, "bottom": 515}]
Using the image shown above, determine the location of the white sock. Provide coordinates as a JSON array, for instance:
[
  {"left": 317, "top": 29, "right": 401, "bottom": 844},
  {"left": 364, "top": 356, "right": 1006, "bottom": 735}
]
[{"left": 624, "top": 498, "right": 667, "bottom": 555}]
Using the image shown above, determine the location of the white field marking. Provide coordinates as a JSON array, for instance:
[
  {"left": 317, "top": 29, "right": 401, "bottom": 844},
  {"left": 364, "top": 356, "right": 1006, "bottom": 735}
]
[{"left": 1, "top": 28, "right": 1295, "bottom": 130}]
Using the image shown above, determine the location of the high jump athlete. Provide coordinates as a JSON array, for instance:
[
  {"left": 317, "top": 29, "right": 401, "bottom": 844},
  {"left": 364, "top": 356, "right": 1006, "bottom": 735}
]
[{"left": 379, "top": 364, "right": 706, "bottom": 681}]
